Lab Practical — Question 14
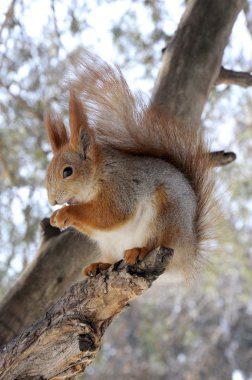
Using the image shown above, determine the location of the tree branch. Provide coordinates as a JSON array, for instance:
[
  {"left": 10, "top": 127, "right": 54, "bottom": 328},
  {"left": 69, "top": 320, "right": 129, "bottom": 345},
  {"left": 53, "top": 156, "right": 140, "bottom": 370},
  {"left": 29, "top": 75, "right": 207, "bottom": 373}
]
[
  {"left": 216, "top": 66, "right": 252, "bottom": 87},
  {"left": 0, "top": 247, "right": 173, "bottom": 380}
]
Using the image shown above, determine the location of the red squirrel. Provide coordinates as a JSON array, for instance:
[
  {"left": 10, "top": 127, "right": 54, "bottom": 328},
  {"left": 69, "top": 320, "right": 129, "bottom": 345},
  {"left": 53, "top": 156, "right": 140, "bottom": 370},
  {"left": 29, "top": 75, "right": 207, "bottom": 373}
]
[{"left": 45, "top": 51, "right": 215, "bottom": 278}]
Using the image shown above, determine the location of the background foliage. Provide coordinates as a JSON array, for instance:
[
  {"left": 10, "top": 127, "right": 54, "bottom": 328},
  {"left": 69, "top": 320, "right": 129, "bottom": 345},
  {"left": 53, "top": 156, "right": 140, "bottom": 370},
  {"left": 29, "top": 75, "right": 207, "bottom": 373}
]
[{"left": 0, "top": 1, "right": 252, "bottom": 379}]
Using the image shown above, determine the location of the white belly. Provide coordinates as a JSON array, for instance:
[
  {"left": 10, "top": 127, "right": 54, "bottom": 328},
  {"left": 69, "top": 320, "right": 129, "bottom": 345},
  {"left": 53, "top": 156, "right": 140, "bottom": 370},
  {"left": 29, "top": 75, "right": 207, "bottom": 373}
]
[{"left": 92, "top": 200, "right": 155, "bottom": 262}]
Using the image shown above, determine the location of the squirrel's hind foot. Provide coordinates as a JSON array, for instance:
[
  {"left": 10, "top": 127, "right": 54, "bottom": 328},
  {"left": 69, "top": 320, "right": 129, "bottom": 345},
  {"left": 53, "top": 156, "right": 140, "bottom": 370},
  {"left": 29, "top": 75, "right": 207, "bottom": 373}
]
[
  {"left": 83, "top": 262, "right": 112, "bottom": 277},
  {"left": 124, "top": 247, "right": 149, "bottom": 265}
]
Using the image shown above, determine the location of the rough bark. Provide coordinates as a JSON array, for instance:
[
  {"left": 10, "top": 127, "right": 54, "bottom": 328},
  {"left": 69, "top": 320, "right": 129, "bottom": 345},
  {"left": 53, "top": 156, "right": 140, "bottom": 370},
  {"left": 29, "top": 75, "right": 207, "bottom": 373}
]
[
  {"left": 0, "top": 0, "right": 243, "bottom": 364},
  {"left": 0, "top": 247, "right": 173, "bottom": 380}
]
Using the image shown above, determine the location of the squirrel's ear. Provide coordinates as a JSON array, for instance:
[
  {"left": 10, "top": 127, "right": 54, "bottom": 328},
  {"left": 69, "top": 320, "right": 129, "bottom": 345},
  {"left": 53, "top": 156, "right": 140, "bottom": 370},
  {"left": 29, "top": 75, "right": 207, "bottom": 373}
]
[
  {"left": 69, "top": 91, "right": 95, "bottom": 155},
  {"left": 45, "top": 111, "right": 68, "bottom": 154}
]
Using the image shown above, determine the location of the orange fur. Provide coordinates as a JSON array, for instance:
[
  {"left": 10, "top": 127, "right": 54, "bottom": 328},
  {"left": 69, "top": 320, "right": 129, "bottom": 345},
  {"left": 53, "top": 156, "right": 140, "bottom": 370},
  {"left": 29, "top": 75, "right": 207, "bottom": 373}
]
[{"left": 50, "top": 188, "right": 134, "bottom": 233}]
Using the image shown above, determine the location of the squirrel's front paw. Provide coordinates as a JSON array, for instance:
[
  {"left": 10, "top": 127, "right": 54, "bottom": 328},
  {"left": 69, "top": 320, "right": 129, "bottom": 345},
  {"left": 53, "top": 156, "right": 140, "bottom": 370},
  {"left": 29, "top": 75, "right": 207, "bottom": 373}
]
[{"left": 50, "top": 207, "right": 72, "bottom": 229}]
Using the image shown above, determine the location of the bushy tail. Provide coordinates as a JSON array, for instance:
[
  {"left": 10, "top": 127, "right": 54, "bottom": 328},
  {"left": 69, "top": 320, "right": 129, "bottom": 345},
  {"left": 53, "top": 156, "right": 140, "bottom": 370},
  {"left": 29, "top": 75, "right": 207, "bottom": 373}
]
[{"left": 67, "top": 50, "right": 216, "bottom": 263}]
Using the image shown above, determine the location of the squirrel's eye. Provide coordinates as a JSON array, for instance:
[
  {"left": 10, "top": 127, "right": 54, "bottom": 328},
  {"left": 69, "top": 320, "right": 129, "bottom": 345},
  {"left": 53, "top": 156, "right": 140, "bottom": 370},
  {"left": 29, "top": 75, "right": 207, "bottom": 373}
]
[{"left": 63, "top": 167, "right": 73, "bottom": 178}]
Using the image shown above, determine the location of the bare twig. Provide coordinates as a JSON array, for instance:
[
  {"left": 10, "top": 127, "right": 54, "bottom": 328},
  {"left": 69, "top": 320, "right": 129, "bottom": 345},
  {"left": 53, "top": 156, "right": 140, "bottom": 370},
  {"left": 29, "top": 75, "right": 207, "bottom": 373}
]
[
  {"left": 50, "top": 0, "right": 62, "bottom": 52},
  {"left": 0, "top": 0, "right": 17, "bottom": 40},
  {"left": 0, "top": 139, "right": 16, "bottom": 184}
]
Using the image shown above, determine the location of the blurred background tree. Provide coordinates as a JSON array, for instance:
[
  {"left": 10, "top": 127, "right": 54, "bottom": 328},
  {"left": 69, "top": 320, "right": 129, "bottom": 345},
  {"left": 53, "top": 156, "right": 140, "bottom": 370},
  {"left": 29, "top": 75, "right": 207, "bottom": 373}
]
[{"left": 0, "top": 0, "right": 252, "bottom": 379}]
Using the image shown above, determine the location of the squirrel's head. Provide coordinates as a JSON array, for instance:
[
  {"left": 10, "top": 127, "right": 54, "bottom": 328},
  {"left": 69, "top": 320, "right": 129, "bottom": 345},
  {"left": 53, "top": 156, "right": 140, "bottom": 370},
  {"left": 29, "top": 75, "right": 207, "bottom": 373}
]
[{"left": 45, "top": 92, "right": 99, "bottom": 206}]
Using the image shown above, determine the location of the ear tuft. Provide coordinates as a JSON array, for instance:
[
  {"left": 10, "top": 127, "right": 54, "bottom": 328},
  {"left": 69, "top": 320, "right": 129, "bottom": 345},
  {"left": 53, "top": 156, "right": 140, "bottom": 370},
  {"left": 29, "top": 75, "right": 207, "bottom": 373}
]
[
  {"left": 69, "top": 90, "right": 93, "bottom": 154},
  {"left": 45, "top": 111, "right": 69, "bottom": 153},
  {"left": 79, "top": 128, "right": 92, "bottom": 154}
]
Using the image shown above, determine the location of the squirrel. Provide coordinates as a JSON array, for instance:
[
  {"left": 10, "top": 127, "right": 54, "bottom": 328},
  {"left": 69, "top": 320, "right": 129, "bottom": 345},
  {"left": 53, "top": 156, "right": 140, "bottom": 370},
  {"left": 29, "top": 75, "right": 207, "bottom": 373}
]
[{"left": 45, "top": 51, "right": 215, "bottom": 279}]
